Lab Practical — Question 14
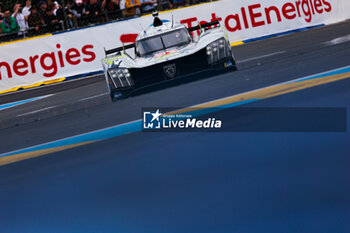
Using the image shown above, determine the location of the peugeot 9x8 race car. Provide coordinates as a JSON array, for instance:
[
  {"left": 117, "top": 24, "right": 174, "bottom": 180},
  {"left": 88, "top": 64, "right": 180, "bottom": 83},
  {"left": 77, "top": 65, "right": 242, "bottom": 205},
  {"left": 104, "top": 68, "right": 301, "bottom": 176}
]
[{"left": 102, "top": 12, "right": 237, "bottom": 101}]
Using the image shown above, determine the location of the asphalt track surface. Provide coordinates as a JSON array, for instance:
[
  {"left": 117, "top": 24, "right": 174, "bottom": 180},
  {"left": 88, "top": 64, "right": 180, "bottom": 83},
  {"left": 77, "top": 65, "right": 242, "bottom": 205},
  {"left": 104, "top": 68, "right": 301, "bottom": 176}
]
[{"left": 0, "top": 21, "right": 350, "bottom": 232}]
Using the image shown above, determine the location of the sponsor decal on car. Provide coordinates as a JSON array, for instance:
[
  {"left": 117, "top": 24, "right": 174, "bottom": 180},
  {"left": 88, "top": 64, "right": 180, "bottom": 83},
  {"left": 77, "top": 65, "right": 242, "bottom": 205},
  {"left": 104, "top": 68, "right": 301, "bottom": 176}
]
[
  {"left": 163, "top": 64, "right": 177, "bottom": 79},
  {"left": 154, "top": 49, "right": 179, "bottom": 60}
]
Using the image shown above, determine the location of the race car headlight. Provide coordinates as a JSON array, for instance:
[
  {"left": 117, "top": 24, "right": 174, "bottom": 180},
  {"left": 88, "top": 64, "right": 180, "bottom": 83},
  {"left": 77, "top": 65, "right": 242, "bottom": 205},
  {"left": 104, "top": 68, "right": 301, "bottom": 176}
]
[
  {"left": 109, "top": 69, "right": 117, "bottom": 78},
  {"left": 206, "top": 46, "right": 212, "bottom": 55},
  {"left": 213, "top": 42, "right": 218, "bottom": 51},
  {"left": 108, "top": 68, "right": 133, "bottom": 88},
  {"left": 219, "top": 40, "right": 225, "bottom": 48},
  {"left": 206, "top": 38, "right": 230, "bottom": 64}
]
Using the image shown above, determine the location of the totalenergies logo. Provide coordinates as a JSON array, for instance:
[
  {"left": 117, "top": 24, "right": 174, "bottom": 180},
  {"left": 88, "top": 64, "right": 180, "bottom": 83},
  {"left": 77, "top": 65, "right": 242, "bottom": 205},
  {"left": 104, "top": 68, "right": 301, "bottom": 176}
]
[
  {"left": 119, "top": 0, "right": 332, "bottom": 43},
  {"left": 221, "top": 0, "right": 332, "bottom": 32},
  {"left": 181, "top": 0, "right": 332, "bottom": 34},
  {"left": 0, "top": 44, "right": 96, "bottom": 79}
]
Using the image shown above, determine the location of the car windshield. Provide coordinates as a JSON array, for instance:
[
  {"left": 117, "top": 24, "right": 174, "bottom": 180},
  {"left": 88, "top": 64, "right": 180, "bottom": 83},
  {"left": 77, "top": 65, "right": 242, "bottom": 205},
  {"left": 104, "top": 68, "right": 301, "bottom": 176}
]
[{"left": 136, "top": 29, "right": 190, "bottom": 56}]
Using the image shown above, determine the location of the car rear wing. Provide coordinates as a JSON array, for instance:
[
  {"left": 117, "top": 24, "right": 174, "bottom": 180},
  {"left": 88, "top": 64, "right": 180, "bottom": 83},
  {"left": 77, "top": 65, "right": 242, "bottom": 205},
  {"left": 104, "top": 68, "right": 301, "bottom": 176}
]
[
  {"left": 105, "top": 43, "right": 135, "bottom": 56},
  {"left": 188, "top": 20, "right": 220, "bottom": 32}
]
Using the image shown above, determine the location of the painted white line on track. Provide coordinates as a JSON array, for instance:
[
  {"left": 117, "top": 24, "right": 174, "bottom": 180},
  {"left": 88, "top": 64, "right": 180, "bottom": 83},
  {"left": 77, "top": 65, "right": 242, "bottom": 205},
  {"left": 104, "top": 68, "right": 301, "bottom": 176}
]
[
  {"left": 17, "top": 105, "right": 57, "bottom": 117},
  {"left": 238, "top": 51, "right": 285, "bottom": 63},
  {"left": 324, "top": 35, "right": 350, "bottom": 46},
  {"left": 79, "top": 93, "right": 107, "bottom": 102}
]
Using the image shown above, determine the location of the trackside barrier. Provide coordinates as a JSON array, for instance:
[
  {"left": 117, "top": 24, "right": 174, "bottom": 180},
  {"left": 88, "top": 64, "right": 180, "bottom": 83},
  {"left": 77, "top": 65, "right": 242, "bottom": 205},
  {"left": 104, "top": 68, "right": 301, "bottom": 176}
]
[{"left": 0, "top": 0, "right": 349, "bottom": 93}]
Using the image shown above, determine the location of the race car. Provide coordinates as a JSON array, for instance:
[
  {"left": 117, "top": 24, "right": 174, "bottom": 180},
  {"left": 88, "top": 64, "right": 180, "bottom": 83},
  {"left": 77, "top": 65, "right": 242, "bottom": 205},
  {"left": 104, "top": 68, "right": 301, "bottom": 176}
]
[{"left": 102, "top": 12, "right": 237, "bottom": 101}]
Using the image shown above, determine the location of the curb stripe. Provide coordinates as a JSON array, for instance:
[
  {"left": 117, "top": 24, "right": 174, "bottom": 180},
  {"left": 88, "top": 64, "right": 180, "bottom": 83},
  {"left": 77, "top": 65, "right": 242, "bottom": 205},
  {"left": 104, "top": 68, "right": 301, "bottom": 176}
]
[
  {"left": 0, "top": 121, "right": 141, "bottom": 158},
  {"left": 0, "top": 78, "right": 66, "bottom": 95},
  {"left": 0, "top": 142, "right": 95, "bottom": 166},
  {"left": 230, "top": 41, "right": 244, "bottom": 47}
]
